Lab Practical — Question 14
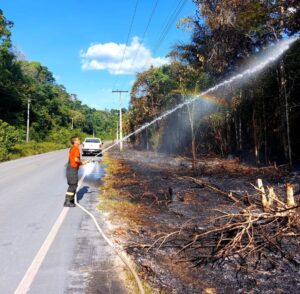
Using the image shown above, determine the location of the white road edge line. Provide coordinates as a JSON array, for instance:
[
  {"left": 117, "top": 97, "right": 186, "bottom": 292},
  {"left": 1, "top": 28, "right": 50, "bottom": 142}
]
[
  {"left": 14, "top": 169, "right": 87, "bottom": 294},
  {"left": 15, "top": 160, "right": 144, "bottom": 294},
  {"left": 14, "top": 207, "right": 69, "bottom": 294}
]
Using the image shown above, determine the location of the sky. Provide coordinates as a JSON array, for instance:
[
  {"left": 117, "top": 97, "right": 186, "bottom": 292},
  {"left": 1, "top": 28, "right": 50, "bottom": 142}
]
[{"left": 2, "top": 0, "right": 196, "bottom": 110}]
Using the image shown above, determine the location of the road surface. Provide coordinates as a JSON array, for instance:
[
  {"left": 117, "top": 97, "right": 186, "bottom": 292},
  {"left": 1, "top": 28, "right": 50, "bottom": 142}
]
[{"left": 0, "top": 149, "right": 126, "bottom": 293}]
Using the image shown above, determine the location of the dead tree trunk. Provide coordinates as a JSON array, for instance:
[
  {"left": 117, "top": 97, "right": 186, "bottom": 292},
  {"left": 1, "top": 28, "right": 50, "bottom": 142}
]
[
  {"left": 282, "top": 61, "right": 292, "bottom": 168},
  {"left": 239, "top": 113, "right": 242, "bottom": 151},
  {"left": 226, "top": 111, "right": 231, "bottom": 154},
  {"left": 238, "top": 91, "right": 243, "bottom": 152},
  {"left": 252, "top": 105, "right": 260, "bottom": 165},
  {"left": 275, "top": 5, "right": 293, "bottom": 168},
  {"left": 187, "top": 102, "right": 196, "bottom": 170},
  {"left": 145, "top": 127, "right": 149, "bottom": 150},
  {"left": 277, "top": 59, "right": 292, "bottom": 168},
  {"left": 262, "top": 96, "right": 269, "bottom": 165},
  {"left": 180, "top": 78, "right": 197, "bottom": 170},
  {"left": 234, "top": 112, "right": 239, "bottom": 152}
]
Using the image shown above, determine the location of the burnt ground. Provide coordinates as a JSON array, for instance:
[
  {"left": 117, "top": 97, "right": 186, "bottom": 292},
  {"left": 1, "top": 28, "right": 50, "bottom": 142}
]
[{"left": 98, "top": 146, "right": 300, "bottom": 294}]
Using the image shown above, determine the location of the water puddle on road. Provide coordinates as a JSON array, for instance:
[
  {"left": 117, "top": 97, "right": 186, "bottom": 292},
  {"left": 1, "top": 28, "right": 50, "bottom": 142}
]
[{"left": 79, "top": 158, "right": 105, "bottom": 188}]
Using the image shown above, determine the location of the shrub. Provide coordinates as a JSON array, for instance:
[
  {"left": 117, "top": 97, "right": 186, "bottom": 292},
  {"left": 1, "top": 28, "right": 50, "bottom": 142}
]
[
  {"left": 10, "top": 141, "right": 65, "bottom": 158},
  {"left": 0, "top": 120, "right": 23, "bottom": 161},
  {"left": 46, "top": 127, "right": 90, "bottom": 146}
]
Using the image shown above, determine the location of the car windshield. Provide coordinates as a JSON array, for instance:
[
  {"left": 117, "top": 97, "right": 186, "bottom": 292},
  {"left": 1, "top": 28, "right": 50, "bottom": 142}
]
[{"left": 85, "top": 139, "right": 100, "bottom": 143}]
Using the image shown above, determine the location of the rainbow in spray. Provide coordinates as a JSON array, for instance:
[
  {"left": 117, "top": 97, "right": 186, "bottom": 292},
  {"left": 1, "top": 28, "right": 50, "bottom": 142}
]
[{"left": 197, "top": 94, "right": 226, "bottom": 106}]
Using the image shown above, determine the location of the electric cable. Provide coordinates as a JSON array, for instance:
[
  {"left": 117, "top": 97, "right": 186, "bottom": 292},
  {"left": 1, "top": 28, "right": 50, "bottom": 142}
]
[
  {"left": 124, "top": 0, "right": 160, "bottom": 80},
  {"left": 153, "top": 0, "right": 187, "bottom": 54},
  {"left": 113, "top": 0, "right": 139, "bottom": 89},
  {"left": 119, "top": 0, "right": 187, "bottom": 91}
]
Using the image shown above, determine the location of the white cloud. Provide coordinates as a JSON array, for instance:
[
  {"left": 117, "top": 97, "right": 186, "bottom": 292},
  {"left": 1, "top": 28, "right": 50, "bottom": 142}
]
[{"left": 80, "top": 37, "right": 169, "bottom": 75}]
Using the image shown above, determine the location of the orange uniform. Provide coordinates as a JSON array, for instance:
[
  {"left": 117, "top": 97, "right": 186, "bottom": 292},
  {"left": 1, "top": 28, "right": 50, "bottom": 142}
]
[
  {"left": 69, "top": 146, "right": 80, "bottom": 169},
  {"left": 65, "top": 145, "right": 81, "bottom": 206}
]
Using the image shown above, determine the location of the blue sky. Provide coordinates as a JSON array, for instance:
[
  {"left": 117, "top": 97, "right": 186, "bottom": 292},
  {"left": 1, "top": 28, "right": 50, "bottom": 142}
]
[{"left": 2, "top": 0, "right": 196, "bottom": 110}]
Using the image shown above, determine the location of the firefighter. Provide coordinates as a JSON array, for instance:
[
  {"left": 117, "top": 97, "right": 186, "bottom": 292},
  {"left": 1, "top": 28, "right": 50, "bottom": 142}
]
[{"left": 64, "top": 136, "right": 88, "bottom": 207}]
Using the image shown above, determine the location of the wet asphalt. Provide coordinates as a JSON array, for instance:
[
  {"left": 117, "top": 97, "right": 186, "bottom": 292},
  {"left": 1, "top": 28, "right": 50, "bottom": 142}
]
[{"left": 0, "top": 149, "right": 127, "bottom": 294}]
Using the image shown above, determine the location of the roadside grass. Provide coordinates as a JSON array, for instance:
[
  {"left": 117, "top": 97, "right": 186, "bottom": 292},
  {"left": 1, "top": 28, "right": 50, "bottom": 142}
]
[
  {"left": 98, "top": 153, "right": 157, "bottom": 293},
  {"left": 101, "top": 155, "right": 124, "bottom": 174},
  {"left": 8, "top": 141, "right": 66, "bottom": 160},
  {"left": 125, "top": 267, "right": 155, "bottom": 294},
  {"left": 98, "top": 199, "right": 135, "bottom": 212},
  {"left": 99, "top": 155, "right": 129, "bottom": 199},
  {"left": 98, "top": 154, "right": 150, "bottom": 226},
  {"left": 1, "top": 127, "right": 93, "bottom": 162}
]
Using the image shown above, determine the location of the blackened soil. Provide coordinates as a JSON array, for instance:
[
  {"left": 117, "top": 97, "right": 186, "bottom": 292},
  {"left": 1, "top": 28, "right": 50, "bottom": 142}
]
[{"left": 101, "top": 147, "right": 300, "bottom": 294}]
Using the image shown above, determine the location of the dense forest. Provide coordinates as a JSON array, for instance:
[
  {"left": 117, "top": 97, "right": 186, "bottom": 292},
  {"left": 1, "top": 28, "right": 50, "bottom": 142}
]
[
  {"left": 125, "top": 0, "right": 300, "bottom": 167},
  {"left": 0, "top": 9, "right": 119, "bottom": 161}
]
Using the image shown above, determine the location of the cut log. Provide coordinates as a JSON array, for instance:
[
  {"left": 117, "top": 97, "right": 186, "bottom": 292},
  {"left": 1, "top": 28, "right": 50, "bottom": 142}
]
[
  {"left": 287, "top": 183, "right": 296, "bottom": 207},
  {"left": 257, "top": 179, "right": 268, "bottom": 210}
]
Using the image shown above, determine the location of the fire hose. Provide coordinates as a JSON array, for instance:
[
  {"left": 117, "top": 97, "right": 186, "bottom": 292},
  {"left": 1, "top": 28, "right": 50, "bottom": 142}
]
[{"left": 75, "top": 145, "right": 145, "bottom": 294}]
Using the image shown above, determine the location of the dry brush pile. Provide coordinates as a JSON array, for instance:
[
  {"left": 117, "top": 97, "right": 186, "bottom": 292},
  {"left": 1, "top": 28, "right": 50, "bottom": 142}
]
[{"left": 141, "top": 178, "right": 300, "bottom": 271}]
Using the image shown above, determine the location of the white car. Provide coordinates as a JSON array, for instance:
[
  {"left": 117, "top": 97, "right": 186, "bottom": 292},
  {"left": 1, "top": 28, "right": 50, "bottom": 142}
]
[{"left": 82, "top": 138, "right": 103, "bottom": 156}]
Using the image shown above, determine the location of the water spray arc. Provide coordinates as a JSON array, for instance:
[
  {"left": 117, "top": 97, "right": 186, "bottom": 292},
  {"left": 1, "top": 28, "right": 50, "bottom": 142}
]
[{"left": 99, "top": 36, "right": 299, "bottom": 156}]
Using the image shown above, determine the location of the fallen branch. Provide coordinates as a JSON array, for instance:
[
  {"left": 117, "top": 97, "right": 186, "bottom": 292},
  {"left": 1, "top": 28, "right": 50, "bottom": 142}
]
[
  {"left": 181, "top": 176, "right": 239, "bottom": 203},
  {"left": 136, "top": 179, "right": 300, "bottom": 271}
]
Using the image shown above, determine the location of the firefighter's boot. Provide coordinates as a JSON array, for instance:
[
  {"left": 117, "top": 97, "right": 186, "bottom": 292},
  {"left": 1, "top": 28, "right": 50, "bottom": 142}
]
[
  {"left": 64, "top": 192, "right": 75, "bottom": 207},
  {"left": 64, "top": 196, "right": 71, "bottom": 207},
  {"left": 69, "top": 197, "right": 76, "bottom": 207}
]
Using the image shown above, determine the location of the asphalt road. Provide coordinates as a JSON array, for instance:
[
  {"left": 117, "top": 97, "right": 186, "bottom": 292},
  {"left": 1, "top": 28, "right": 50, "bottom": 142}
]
[{"left": 0, "top": 149, "right": 126, "bottom": 294}]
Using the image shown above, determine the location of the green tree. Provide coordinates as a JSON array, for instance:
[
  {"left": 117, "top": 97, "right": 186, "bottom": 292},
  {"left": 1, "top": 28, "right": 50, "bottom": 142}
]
[{"left": 0, "top": 120, "right": 23, "bottom": 160}]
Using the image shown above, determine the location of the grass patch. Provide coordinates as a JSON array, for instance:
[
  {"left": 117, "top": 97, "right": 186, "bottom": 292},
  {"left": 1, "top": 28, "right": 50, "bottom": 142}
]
[
  {"left": 98, "top": 199, "right": 135, "bottom": 212},
  {"left": 100, "top": 188, "right": 120, "bottom": 199},
  {"left": 101, "top": 155, "right": 125, "bottom": 176},
  {"left": 125, "top": 268, "right": 155, "bottom": 294},
  {"left": 9, "top": 141, "right": 65, "bottom": 160},
  {"left": 98, "top": 153, "right": 149, "bottom": 225}
]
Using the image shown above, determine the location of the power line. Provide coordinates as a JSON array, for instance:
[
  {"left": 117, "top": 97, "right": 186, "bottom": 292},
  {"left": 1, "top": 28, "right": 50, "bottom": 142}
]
[
  {"left": 113, "top": 0, "right": 139, "bottom": 89},
  {"left": 122, "top": 0, "right": 187, "bottom": 92},
  {"left": 153, "top": 0, "right": 187, "bottom": 53},
  {"left": 140, "top": 0, "right": 160, "bottom": 41},
  {"left": 126, "top": 0, "right": 160, "bottom": 78},
  {"left": 117, "top": 0, "right": 187, "bottom": 96},
  {"left": 131, "top": 0, "right": 187, "bottom": 77}
]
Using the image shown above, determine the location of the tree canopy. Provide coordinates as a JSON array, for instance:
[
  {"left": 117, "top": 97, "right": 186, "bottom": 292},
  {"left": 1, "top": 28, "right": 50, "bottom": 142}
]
[
  {"left": 126, "top": 1, "right": 300, "bottom": 166},
  {"left": 0, "top": 9, "right": 119, "bottom": 161}
]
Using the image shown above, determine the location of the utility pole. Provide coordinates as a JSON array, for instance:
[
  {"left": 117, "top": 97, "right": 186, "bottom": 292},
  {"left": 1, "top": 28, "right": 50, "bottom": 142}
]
[
  {"left": 112, "top": 90, "right": 128, "bottom": 151},
  {"left": 26, "top": 99, "right": 31, "bottom": 142},
  {"left": 116, "top": 121, "right": 119, "bottom": 143}
]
